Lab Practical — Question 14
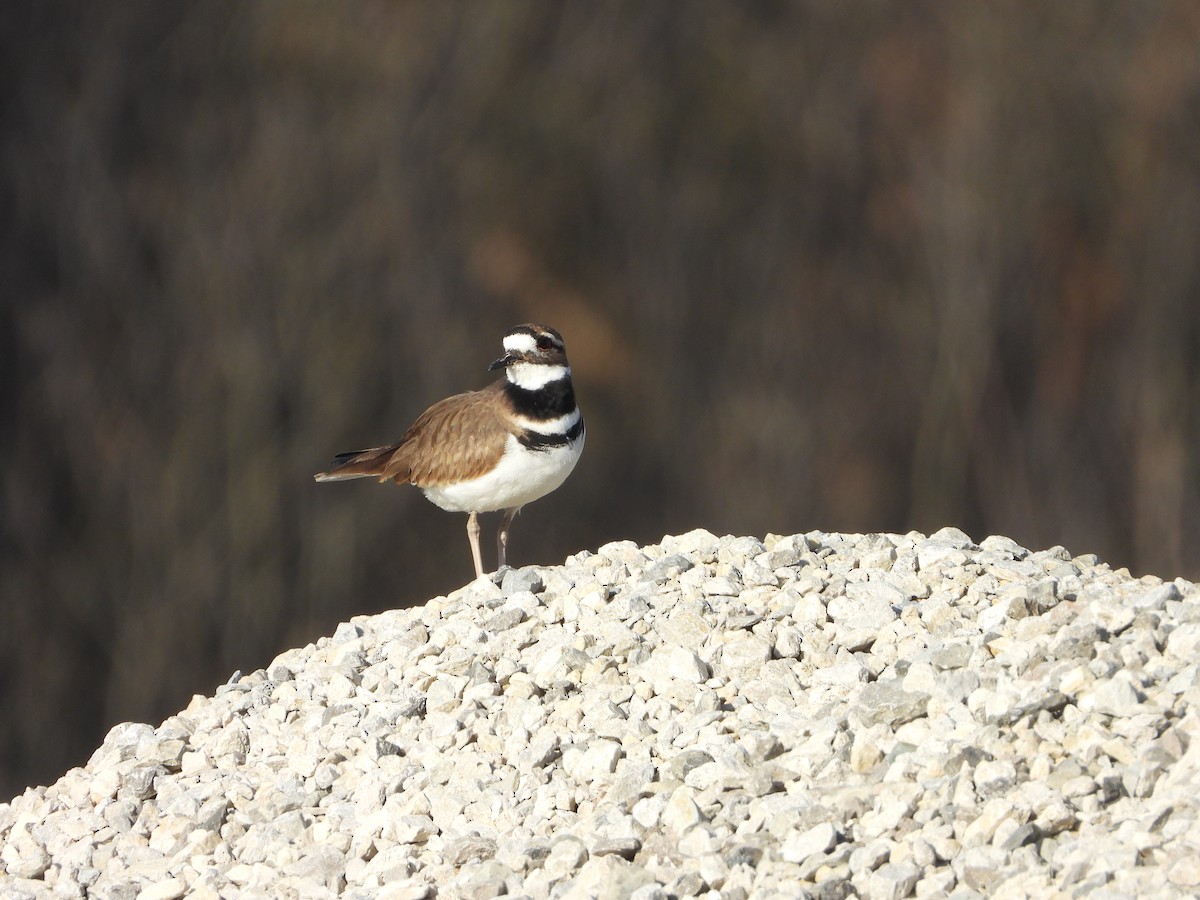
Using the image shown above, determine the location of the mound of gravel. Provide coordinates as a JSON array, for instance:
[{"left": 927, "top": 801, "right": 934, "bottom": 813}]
[{"left": 3, "top": 528, "right": 1200, "bottom": 899}]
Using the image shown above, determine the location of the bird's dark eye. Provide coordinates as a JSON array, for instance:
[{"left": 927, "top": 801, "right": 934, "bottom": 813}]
[{"left": 536, "top": 336, "right": 554, "bottom": 351}]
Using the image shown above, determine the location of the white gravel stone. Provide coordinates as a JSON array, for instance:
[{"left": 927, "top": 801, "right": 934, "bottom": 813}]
[
  {"left": 1080, "top": 671, "right": 1149, "bottom": 717},
  {"left": 719, "top": 633, "right": 772, "bottom": 674},
  {"left": 136, "top": 877, "right": 188, "bottom": 900},
  {"left": 1166, "top": 622, "right": 1200, "bottom": 661},
  {"left": 3, "top": 529, "right": 1199, "bottom": 897},
  {"left": 662, "top": 786, "right": 705, "bottom": 834},
  {"left": 865, "top": 861, "right": 921, "bottom": 900},
  {"left": 780, "top": 822, "right": 839, "bottom": 863}
]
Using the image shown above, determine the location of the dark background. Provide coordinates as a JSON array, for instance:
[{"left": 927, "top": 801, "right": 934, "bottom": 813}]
[{"left": 3, "top": 3, "right": 1199, "bottom": 800}]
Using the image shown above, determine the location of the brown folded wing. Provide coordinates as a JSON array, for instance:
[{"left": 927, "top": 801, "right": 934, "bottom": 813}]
[
  {"left": 314, "top": 381, "right": 515, "bottom": 487},
  {"left": 385, "top": 383, "right": 513, "bottom": 486}
]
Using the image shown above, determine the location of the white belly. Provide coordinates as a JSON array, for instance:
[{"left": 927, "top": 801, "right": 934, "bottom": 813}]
[{"left": 422, "top": 432, "right": 584, "bottom": 513}]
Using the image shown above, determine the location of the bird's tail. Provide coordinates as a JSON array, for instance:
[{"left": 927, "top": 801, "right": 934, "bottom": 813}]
[{"left": 313, "top": 445, "right": 401, "bottom": 482}]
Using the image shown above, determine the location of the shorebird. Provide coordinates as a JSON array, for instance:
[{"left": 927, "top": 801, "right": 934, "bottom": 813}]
[{"left": 315, "top": 324, "right": 584, "bottom": 579}]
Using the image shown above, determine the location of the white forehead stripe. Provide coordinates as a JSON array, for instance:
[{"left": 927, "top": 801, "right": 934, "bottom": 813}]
[{"left": 504, "top": 333, "right": 538, "bottom": 354}]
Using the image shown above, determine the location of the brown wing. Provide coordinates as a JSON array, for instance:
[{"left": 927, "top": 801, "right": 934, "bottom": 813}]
[
  {"left": 381, "top": 381, "right": 515, "bottom": 487},
  {"left": 314, "top": 381, "right": 515, "bottom": 487}
]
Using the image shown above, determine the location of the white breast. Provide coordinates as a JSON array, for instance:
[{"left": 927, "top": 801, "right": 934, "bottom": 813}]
[{"left": 422, "top": 431, "right": 585, "bottom": 514}]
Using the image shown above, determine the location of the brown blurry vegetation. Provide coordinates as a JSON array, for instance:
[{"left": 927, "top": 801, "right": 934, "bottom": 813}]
[{"left": 2, "top": 2, "right": 1199, "bottom": 797}]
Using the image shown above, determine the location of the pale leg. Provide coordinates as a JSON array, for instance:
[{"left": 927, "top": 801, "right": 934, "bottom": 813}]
[
  {"left": 497, "top": 507, "right": 519, "bottom": 570},
  {"left": 466, "top": 512, "right": 485, "bottom": 580}
]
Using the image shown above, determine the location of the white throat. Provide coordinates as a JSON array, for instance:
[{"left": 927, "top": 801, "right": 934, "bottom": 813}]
[{"left": 507, "top": 363, "right": 569, "bottom": 391}]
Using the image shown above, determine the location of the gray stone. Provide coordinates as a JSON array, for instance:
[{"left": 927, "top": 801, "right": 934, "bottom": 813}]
[
  {"left": 591, "top": 836, "right": 641, "bottom": 859},
  {"left": 922, "top": 642, "right": 972, "bottom": 670},
  {"left": 1137, "top": 582, "right": 1182, "bottom": 611},
  {"left": 447, "top": 833, "right": 498, "bottom": 866},
  {"left": 999, "top": 822, "right": 1040, "bottom": 851},
  {"left": 483, "top": 606, "right": 526, "bottom": 633},
  {"left": 501, "top": 567, "right": 545, "bottom": 594},
  {"left": 866, "top": 862, "right": 921, "bottom": 900},
  {"left": 646, "top": 554, "right": 695, "bottom": 582},
  {"left": 852, "top": 682, "right": 930, "bottom": 727}
]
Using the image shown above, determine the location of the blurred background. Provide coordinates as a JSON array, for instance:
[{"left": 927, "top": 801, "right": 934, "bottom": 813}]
[{"left": 3, "top": 2, "right": 1199, "bottom": 798}]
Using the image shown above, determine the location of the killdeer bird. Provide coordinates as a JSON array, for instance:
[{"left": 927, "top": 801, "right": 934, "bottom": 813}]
[{"left": 315, "top": 324, "right": 584, "bottom": 580}]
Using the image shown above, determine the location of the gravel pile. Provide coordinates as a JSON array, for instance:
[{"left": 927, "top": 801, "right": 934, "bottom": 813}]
[{"left": 3, "top": 527, "right": 1200, "bottom": 899}]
